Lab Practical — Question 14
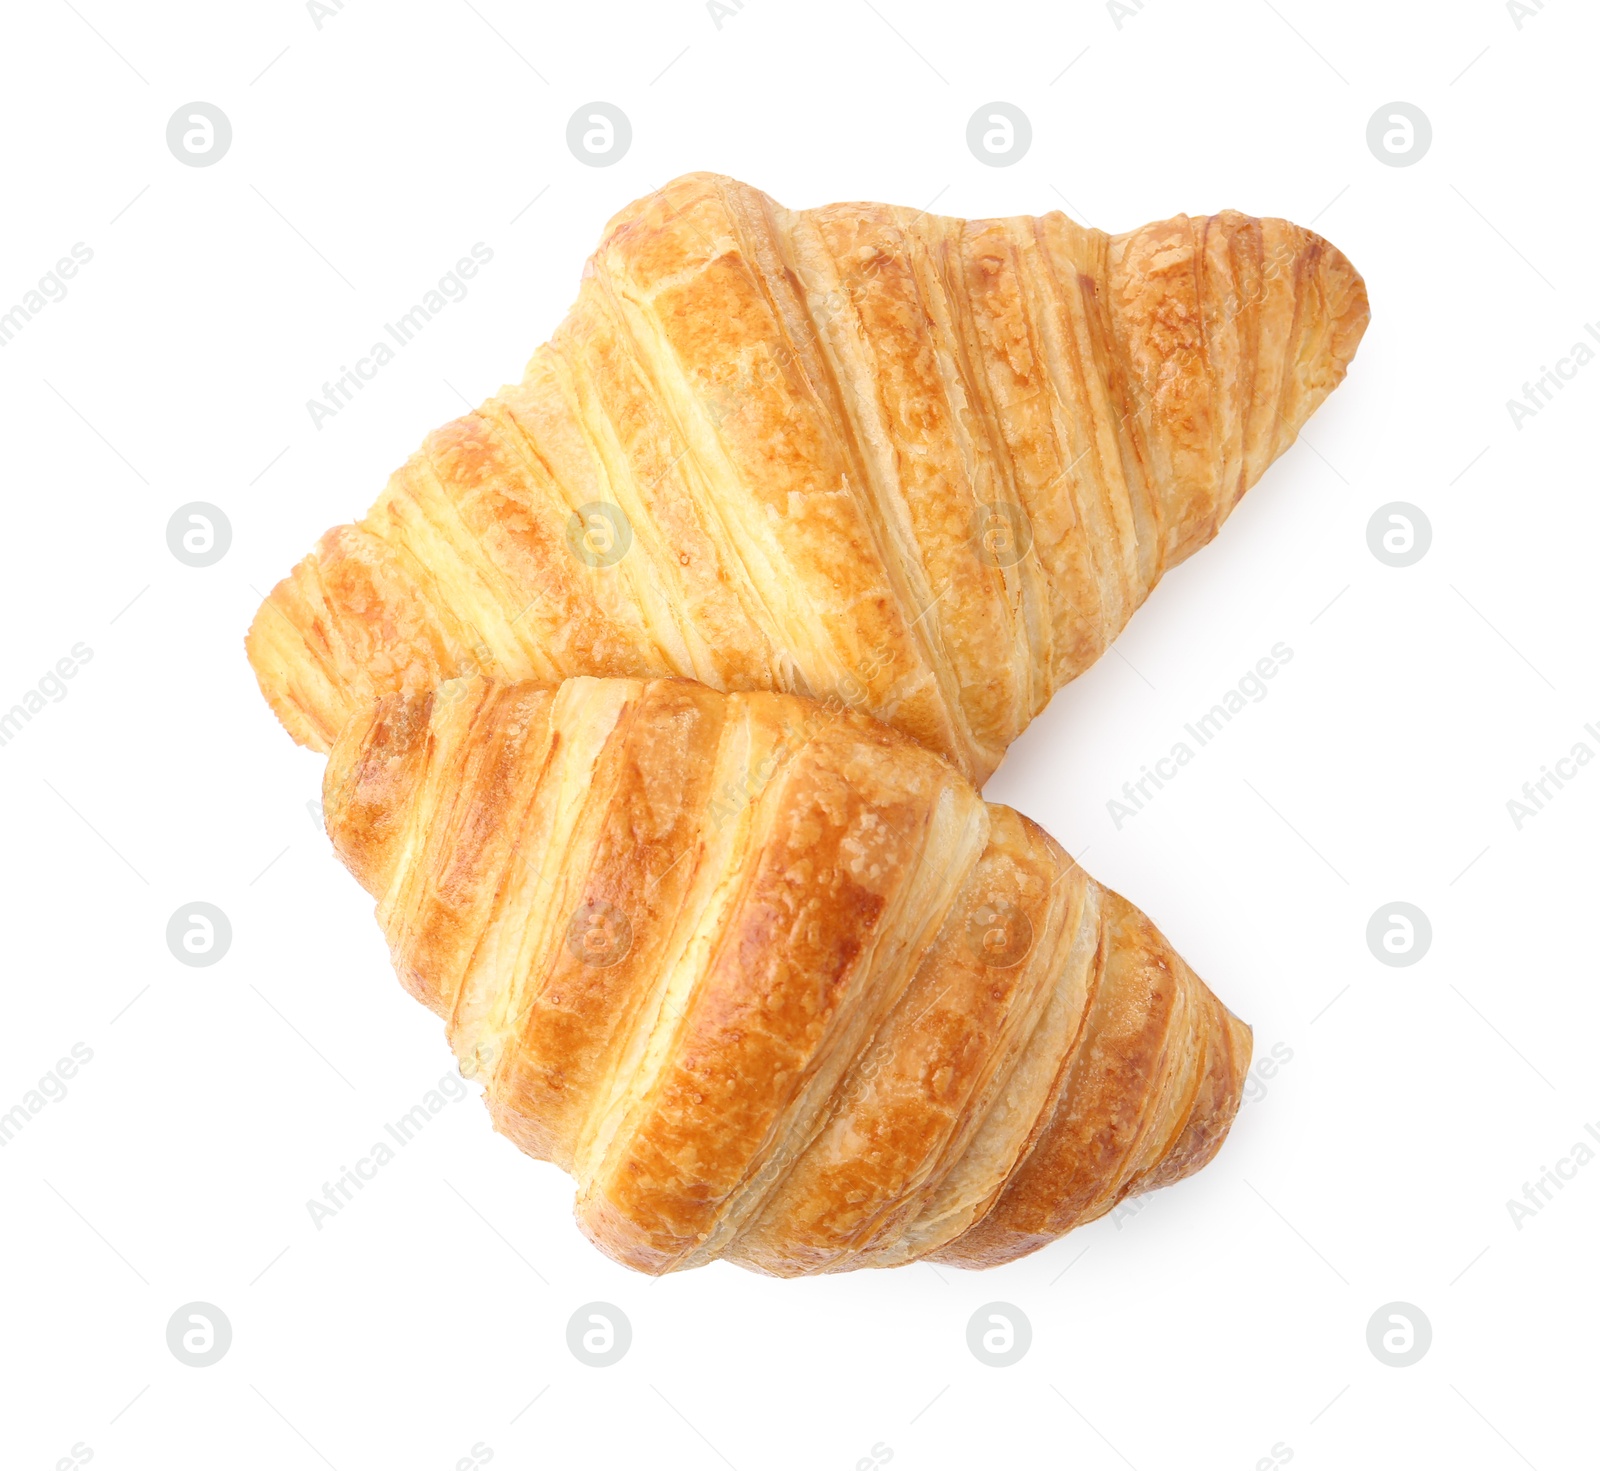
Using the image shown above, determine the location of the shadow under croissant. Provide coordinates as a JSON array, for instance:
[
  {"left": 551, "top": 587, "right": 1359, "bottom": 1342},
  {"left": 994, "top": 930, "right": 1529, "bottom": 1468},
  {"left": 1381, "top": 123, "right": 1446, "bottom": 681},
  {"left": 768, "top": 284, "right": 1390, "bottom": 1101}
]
[{"left": 320, "top": 673, "right": 1251, "bottom": 1277}]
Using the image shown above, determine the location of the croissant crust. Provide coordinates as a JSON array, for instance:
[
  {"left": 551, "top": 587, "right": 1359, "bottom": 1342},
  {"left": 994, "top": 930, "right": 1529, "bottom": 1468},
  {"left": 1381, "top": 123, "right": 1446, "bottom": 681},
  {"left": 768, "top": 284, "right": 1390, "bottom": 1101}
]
[
  {"left": 324, "top": 674, "right": 1251, "bottom": 1275},
  {"left": 251, "top": 172, "right": 1368, "bottom": 783}
]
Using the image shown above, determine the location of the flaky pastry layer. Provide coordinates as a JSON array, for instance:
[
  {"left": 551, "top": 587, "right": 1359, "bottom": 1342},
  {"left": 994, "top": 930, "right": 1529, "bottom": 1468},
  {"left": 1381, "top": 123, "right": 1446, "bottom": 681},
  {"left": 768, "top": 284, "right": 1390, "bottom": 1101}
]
[
  {"left": 325, "top": 675, "right": 1251, "bottom": 1275},
  {"left": 251, "top": 173, "right": 1368, "bottom": 783}
]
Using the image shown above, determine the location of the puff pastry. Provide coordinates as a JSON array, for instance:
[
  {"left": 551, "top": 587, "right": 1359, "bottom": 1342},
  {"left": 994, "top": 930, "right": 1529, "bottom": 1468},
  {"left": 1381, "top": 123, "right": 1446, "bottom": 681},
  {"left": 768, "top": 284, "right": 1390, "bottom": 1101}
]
[
  {"left": 324, "top": 674, "right": 1251, "bottom": 1275},
  {"left": 249, "top": 172, "right": 1368, "bottom": 785}
]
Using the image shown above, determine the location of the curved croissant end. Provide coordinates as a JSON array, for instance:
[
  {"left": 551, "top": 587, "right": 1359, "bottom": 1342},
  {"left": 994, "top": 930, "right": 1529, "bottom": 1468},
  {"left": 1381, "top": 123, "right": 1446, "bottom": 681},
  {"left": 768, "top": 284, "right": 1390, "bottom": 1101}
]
[
  {"left": 250, "top": 173, "right": 1368, "bottom": 784},
  {"left": 323, "top": 674, "right": 1251, "bottom": 1276}
]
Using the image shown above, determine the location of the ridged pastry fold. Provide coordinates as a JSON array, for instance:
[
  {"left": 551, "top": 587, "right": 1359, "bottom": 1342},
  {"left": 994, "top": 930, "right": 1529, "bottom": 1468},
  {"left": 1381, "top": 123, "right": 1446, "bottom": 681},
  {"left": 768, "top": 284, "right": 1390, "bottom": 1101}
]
[
  {"left": 250, "top": 172, "right": 1368, "bottom": 784},
  {"left": 324, "top": 674, "right": 1251, "bottom": 1275}
]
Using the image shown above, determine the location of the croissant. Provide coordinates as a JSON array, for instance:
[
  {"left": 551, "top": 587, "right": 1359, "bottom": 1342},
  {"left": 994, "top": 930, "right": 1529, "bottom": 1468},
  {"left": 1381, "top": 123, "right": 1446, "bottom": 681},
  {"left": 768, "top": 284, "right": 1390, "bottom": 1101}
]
[
  {"left": 249, "top": 172, "right": 1368, "bottom": 785},
  {"left": 324, "top": 673, "right": 1251, "bottom": 1275}
]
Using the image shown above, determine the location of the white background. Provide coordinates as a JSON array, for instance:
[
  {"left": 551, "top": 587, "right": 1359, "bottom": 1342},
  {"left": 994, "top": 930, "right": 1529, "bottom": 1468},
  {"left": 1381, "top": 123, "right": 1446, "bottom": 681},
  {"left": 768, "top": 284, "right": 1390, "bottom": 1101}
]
[{"left": 1, "top": 1, "right": 1594, "bottom": 1467}]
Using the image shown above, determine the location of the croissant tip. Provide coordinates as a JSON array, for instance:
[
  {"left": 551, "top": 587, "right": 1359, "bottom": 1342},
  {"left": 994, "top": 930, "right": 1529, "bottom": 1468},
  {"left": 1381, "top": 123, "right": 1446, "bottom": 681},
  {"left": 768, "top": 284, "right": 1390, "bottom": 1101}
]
[
  {"left": 245, "top": 584, "right": 334, "bottom": 754},
  {"left": 323, "top": 684, "right": 439, "bottom": 897}
]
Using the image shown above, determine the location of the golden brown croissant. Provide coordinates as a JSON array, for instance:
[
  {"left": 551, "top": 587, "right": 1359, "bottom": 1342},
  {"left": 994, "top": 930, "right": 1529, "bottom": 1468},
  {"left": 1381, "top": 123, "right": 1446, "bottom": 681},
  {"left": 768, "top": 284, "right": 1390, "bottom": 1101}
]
[
  {"left": 249, "top": 172, "right": 1368, "bottom": 785},
  {"left": 324, "top": 673, "right": 1251, "bottom": 1275}
]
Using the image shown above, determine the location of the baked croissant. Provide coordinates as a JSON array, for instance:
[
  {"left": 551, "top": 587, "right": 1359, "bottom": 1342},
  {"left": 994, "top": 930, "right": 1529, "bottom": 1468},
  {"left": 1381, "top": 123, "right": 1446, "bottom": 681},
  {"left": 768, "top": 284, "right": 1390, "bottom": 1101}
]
[
  {"left": 250, "top": 172, "right": 1368, "bottom": 785},
  {"left": 325, "top": 673, "right": 1251, "bottom": 1275}
]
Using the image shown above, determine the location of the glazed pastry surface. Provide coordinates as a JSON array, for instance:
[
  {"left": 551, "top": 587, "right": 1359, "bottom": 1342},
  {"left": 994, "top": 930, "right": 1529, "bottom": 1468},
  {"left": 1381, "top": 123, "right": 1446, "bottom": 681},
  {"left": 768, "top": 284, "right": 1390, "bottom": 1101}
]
[
  {"left": 251, "top": 172, "right": 1368, "bottom": 783},
  {"left": 325, "top": 674, "right": 1251, "bottom": 1275}
]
